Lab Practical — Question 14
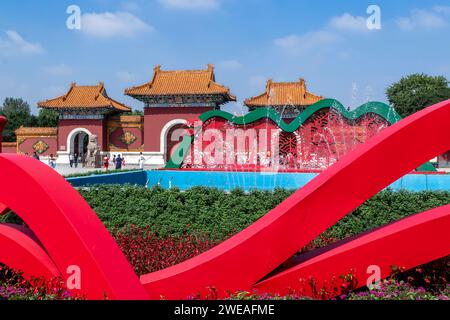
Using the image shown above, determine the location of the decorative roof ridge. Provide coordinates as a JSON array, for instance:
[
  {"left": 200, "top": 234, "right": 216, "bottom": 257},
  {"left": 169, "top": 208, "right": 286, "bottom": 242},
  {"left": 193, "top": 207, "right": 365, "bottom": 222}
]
[
  {"left": 155, "top": 65, "right": 214, "bottom": 74},
  {"left": 95, "top": 82, "right": 105, "bottom": 101},
  {"left": 63, "top": 82, "right": 76, "bottom": 102},
  {"left": 15, "top": 126, "right": 58, "bottom": 135}
]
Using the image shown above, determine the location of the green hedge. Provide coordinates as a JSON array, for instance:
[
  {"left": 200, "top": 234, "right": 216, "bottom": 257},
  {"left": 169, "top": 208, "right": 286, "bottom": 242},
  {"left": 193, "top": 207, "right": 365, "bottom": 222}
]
[
  {"left": 2, "top": 185, "right": 448, "bottom": 242},
  {"left": 78, "top": 186, "right": 292, "bottom": 239},
  {"left": 63, "top": 169, "right": 141, "bottom": 178},
  {"left": 77, "top": 185, "right": 450, "bottom": 241}
]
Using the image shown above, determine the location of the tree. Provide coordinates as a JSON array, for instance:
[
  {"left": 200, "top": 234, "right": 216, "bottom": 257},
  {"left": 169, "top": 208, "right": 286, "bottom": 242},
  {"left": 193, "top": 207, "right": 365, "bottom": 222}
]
[
  {"left": 0, "top": 98, "right": 35, "bottom": 142},
  {"left": 386, "top": 73, "right": 450, "bottom": 118},
  {"left": 36, "top": 108, "right": 59, "bottom": 127},
  {"left": 125, "top": 109, "right": 144, "bottom": 116}
]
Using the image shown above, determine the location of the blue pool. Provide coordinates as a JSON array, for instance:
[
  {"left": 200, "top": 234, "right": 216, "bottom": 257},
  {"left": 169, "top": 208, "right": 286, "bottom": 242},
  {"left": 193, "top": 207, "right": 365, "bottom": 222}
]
[{"left": 67, "top": 170, "right": 450, "bottom": 192}]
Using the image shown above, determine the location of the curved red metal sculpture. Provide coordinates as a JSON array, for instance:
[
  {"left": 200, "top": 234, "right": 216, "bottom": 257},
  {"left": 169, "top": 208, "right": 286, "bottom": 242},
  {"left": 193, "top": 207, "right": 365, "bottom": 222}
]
[
  {"left": 0, "top": 116, "right": 5, "bottom": 154},
  {"left": 0, "top": 99, "right": 450, "bottom": 299}
]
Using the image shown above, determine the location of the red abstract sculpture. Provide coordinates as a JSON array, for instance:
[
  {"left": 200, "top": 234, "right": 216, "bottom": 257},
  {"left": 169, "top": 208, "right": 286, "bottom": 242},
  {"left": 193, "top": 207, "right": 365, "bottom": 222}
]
[
  {"left": 0, "top": 116, "right": 4, "bottom": 154},
  {"left": 255, "top": 204, "right": 450, "bottom": 296},
  {"left": 0, "top": 100, "right": 450, "bottom": 299}
]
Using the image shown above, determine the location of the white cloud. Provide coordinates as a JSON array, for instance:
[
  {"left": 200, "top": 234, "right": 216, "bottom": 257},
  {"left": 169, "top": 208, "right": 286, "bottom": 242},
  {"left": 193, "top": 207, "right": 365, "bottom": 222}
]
[
  {"left": 117, "top": 71, "right": 137, "bottom": 82},
  {"left": 274, "top": 31, "right": 342, "bottom": 55},
  {"left": 397, "top": 7, "right": 449, "bottom": 31},
  {"left": 158, "top": 0, "right": 220, "bottom": 11},
  {"left": 42, "top": 64, "right": 72, "bottom": 76},
  {"left": 0, "top": 30, "right": 44, "bottom": 55},
  {"left": 432, "top": 5, "right": 450, "bottom": 15},
  {"left": 81, "top": 12, "right": 153, "bottom": 38},
  {"left": 273, "top": 12, "right": 381, "bottom": 57},
  {"left": 217, "top": 60, "right": 242, "bottom": 70},
  {"left": 329, "top": 13, "right": 368, "bottom": 33}
]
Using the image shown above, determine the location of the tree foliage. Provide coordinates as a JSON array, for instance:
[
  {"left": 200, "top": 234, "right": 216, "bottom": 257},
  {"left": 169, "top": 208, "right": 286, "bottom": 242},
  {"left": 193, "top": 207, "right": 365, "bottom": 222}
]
[
  {"left": 0, "top": 98, "right": 59, "bottom": 142},
  {"left": 36, "top": 108, "right": 59, "bottom": 127},
  {"left": 0, "top": 98, "right": 35, "bottom": 142},
  {"left": 386, "top": 73, "right": 450, "bottom": 118},
  {"left": 125, "top": 109, "right": 144, "bottom": 116}
]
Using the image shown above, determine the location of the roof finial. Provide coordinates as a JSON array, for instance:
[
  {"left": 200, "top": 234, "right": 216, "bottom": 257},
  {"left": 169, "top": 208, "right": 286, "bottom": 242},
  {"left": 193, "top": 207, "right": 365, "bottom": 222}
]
[
  {"left": 64, "top": 83, "right": 76, "bottom": 101},
  {"left": 299, "top": 78, "right": 305, "bottom": 88},
  {"left": 154, "top": 65, "right": 161, "bottom": 73},
  {"left": 266, "top": 79, "right": 273, "bottom": 91}
]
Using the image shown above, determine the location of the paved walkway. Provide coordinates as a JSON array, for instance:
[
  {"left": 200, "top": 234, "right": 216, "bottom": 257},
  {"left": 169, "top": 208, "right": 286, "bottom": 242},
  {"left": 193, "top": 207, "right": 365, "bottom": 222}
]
[{"left": 52, "top": 164, "right": 160, "bottom": 176}]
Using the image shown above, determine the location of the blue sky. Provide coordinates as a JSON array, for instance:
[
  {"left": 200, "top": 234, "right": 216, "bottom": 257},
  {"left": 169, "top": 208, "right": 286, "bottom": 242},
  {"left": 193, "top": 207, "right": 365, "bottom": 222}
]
[{"left": 0, "top": 0, "right": 449, "bottom": 115}]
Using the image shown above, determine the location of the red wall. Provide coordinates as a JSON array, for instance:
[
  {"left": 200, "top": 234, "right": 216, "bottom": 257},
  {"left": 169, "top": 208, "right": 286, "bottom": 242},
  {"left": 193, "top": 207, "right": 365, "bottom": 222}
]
[
  {"left": 109, "top": 127, "right": 144, "bottom": 151},
  {"left": 1, "top": 143, "right": 17, "bottom": 154},
  {"left": 58, "top": 119, "right": 106, "bottom": 152},
  {"left": 18, "top": 137, "right": 57, "bottom": 156},
  {"left": 144, "top": 107, "right": 213, "bottom": 152}
]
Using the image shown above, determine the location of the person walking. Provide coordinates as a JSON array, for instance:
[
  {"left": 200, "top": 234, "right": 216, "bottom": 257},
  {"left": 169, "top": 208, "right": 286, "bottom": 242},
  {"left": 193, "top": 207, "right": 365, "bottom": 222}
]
[
  {"left": 112, "top": 155, "right": 116, "bottom": 167},
  {"left": 81, "top": 153, "right": 87, "bottom": 168},
  {"left": 121, "top": 156, "right": 126, "bottom": 169},
  {"left": 69, "top": 153, "right": 74, "bottom": 168},
  {"left": 115, "top": 154, "right": 122, "bottom": 170},
  {"left": 74, "top": 153, "right": 78, "bottom": 168},
  {"left": 48, "top": 154, "right": 57, "bottom": 169},
  {"left": 103, "top": 154, "right": 110, "bottom": 171},
  {"left": 138, "top": 152, "right": 146, "bottom": 170},
  {"left": 32, "top": 152, "right": 40, "bottom": 161}
]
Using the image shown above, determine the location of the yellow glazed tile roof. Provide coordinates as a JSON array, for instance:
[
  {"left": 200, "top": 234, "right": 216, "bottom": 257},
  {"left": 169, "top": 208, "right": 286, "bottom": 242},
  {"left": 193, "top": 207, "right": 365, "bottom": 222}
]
[
  {"left": 125, "top": 65, "right": 236, "bottom": 101},
  {"left": 38, "top": 82, "right": 131, "bottom": 112},
  {"left": 245, "top": 78, "right": 323, "bottom": 107}
]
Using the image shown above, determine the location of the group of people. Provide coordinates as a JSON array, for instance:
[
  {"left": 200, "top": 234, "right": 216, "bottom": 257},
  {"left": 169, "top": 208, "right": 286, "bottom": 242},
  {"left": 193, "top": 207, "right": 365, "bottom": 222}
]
[
  {"left": 68, "top": 153, "right": 86, "bottom": 168},
  {"left": 102, "top": 152, "right": 147, "bottom": 170},
  {"left": 24, "top": 151, "right": 147, "bottom": 171},
  {"left": 23, "top": 152, "right": 57, "bottom": 169},
  {"left": 102, "top": 154, "right": 125, "bottom": 170}
]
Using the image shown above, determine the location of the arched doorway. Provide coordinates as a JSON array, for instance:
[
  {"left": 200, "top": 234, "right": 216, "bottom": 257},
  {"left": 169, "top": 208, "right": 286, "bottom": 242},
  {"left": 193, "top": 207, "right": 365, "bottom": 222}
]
[
  {"left": 67, "top": 128, "right": 92, "bottom": 157},
  {"left": 73, "top": 132, "right": 89, "bottom": 156}
]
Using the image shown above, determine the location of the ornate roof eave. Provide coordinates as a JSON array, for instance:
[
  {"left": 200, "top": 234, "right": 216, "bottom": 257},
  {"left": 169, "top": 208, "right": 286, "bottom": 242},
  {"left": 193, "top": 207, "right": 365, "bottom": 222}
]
[
  {"left": 40, "top": 105, "right": 117, "bottom": 113},
  {"left": 128, "top": 93, "right": 236, "bottom": 104},
  {"left": 247, "top": 104, "right": 312, "bottom": 109}
]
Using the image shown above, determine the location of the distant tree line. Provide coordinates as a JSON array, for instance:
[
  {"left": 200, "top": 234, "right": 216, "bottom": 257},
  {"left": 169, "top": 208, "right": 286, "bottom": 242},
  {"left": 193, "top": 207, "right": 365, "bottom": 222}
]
[{"left": 0, "top": 98, "right": 59, "bottom": 142}]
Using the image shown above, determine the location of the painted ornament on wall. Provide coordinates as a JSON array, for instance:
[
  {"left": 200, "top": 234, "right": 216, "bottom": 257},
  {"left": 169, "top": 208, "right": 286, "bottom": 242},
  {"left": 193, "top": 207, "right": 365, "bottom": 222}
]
[
  {"left": 32, "top": 140, "right": 49, "bottom": 154},
  {"left": 119, "top": 131, "right": 137, "bottom": 145}
]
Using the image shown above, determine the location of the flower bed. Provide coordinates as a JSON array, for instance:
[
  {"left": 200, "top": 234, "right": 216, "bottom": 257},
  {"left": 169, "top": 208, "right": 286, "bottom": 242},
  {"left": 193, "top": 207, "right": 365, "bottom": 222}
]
[
  {"left": 0, "top": 265, "right": 76, "bottom": 300},
  {"left": 0, "top": 187, "right": 449, "bottom": 300}
]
